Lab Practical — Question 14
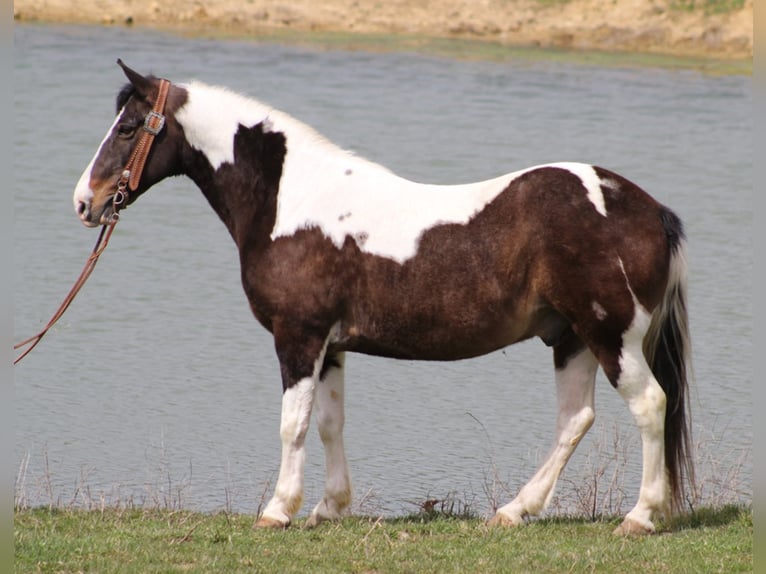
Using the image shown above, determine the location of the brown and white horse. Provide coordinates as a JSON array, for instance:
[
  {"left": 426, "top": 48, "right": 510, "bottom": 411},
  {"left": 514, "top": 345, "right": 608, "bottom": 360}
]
[{"left": 73, "top": 61, "right": 694, "bottom": 534}]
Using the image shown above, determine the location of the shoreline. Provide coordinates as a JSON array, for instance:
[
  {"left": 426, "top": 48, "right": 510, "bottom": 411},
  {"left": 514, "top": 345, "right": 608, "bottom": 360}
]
[{"left": 14, "top": 0, "right": 753, "bottom": 66}]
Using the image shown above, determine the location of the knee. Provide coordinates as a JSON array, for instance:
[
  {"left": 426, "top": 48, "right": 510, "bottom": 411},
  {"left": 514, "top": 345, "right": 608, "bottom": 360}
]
[
  {"left": 629, "top": 384, "right": 666, "bottom": 429},
  {"left": 581, "top": 405, "right": 596, "bottom": 429},
  {"left": 317, "top": 410, "right": 344, "bottom": 442},
  {"left": 559, "top": 406, "right": 595, "bottom": 447},
  {"left": 280, "top": 417, "right": 311, "bottom": 445}
]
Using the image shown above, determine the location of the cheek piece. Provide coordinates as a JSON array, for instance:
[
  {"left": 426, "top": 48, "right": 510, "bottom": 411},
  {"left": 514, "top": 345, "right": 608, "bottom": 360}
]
[{"left": 111, "top": 77, "right": 171, "bottom": 221}]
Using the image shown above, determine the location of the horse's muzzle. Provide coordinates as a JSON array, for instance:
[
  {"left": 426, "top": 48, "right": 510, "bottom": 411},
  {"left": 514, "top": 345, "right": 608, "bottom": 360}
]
[{"left": 76, "top": 199, "right": 113, "bottom": 228}]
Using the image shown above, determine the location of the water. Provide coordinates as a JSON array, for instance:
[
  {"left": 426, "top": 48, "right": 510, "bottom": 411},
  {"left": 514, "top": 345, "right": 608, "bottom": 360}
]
[{"left": 14, "top": 24, "right": 752, "bottom": 517}]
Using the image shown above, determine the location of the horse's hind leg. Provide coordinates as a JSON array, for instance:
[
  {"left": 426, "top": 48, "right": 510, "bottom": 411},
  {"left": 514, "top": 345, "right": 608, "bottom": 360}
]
[
  {"left": 609, "top": 309, "right": 670, "bottom": 535},
  {"left": 306, "top": 352, "right": 353, "bottom": 527},
  {"left": 489, "top": 333, "right": 598, "bottom": 526},
  {"left": 571, "top": 303, "right": 669, "bottom": 535}
]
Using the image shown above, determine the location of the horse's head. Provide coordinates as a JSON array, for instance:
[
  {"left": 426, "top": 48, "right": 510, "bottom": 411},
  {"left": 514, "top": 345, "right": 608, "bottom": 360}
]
[{"left": 73, "top": 60, "right": 185, "bottom": 227}]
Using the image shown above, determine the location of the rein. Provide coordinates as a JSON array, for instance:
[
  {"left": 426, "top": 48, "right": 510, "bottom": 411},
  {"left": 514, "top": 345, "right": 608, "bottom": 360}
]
[
  {"left": 14, "top": 222, "right": 118, "bottom": 364},
  {"left": 14, "top": 78, "right": 171, "bottom": 365}
]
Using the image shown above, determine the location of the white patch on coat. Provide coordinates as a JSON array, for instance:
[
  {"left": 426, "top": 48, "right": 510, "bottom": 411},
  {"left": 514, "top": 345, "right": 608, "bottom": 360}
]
[
  {"left": 546, "top": 162, "right": 608, "bottom": 217},
  {"left": 172, "top": 82, "right": 613, "bottom": 263},
  {"left": 592, "top": 301, "right": 608, "bottom": 321},
  {"left": 273, "top": 167, "right": 520, "bottom": 263},
  {"left": 73, "top": 110, "right": 125, "bottom": 212},
  {"left": 272, "top": 160, "right": 612, "bottom": 263},
  {"left": 175, "top": 82, "right": 278, "bottom": 170}
]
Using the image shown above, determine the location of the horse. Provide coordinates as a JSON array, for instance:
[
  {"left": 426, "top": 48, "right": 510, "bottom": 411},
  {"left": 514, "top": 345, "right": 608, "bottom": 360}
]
[{"left": 72, "top": 60, "right": 693, "bottom": 535}]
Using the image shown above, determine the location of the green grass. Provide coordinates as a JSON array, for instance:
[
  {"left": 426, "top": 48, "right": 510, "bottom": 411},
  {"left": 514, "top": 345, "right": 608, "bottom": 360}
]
[
  {"left": 14, "top": 505, "right": 752, "bottom": 573},
  {"left": 670, "top": 0, "right": 746, "bottom": 14}
]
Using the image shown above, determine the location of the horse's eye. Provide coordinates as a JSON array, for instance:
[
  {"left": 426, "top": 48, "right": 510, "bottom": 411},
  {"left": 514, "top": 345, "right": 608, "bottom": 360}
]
[{"left": 117, "top": 124, "right": 136, "bottom": 137}]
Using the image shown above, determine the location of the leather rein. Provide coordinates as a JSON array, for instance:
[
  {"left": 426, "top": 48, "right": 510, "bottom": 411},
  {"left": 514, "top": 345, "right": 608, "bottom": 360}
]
[{"left": 14, "top": 78, "right": 171, "bottom": 365}]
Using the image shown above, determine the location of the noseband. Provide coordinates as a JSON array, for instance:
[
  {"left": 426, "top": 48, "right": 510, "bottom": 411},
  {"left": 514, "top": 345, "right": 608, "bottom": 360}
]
[{"left": 111, "top": 77, "right": 171, "bottom": 220}]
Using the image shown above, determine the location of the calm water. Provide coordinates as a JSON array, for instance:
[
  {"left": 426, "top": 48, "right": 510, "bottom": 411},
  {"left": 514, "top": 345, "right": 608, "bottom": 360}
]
[{"left": 14, "top": 24, "right": 752, "bottom": 516}]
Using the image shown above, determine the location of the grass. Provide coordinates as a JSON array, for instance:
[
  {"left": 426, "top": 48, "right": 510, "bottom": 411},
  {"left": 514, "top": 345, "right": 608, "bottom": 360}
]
[
  {"left": 14, "top": 419, "right": 752, "bottom": 572},
  {"left": 14, "top": 419, "right": 751, "bottom": 572},
  {"left": 670, "top": 0, "right": 746, "bottom": 14},
  {"left": 14, "top": 504, "right": 751, "bottom": 573}
]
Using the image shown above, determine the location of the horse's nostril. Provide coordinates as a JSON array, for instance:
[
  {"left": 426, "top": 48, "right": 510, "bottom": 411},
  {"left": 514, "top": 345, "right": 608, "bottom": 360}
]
[{"left": 77, "top": 201, "right": 88, "bottom": 216}]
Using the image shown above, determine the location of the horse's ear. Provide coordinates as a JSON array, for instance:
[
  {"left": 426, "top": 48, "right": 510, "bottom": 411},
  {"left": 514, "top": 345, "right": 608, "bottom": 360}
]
[{"left": 117, "top": 59, "right": 154, "bottom": 99}]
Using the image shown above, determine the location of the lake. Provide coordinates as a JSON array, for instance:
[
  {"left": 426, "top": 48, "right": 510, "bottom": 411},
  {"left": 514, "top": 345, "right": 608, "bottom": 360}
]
[{"left": 14, "top": 23, "right": 752, "bottom": 518}]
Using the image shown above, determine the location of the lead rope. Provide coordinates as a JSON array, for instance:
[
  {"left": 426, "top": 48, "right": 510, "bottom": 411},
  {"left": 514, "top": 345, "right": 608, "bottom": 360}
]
[
  {"left": 14, "top": 77, "right": 171, "bottom": 365},
  {"left": 14, "top": 219, "right": 118, "bottom": 364}
]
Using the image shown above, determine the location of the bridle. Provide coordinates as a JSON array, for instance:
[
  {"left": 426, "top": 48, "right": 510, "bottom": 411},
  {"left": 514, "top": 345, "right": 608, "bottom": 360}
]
[
  {"left": 14, "top": 77, "right": 171, "bottom": 364},
  {"left": 111, "top": 77, "right": 171, "bottom": 220}
]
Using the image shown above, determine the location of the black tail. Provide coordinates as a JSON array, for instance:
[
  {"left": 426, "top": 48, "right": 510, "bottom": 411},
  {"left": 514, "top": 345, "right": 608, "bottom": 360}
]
[{"left": 643, "top": 208, "right": 695, "bottom": 512}]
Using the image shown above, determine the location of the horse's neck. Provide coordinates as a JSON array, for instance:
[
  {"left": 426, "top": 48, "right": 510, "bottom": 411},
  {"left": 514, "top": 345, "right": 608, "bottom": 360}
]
[
  {"left": 176, "top": 82, "right": 399, "bottom": 247},
  {"left": 173, "top": 85, "right": 273, "bottom": 244}
]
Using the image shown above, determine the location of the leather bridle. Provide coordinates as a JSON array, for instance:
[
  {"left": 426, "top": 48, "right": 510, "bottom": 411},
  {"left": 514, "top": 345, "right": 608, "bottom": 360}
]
[
  {"left": 14, "top": 78, "right": 171, "bottom": 364},
  {"left": 111, "top": 77, "right": 171, "bottom": 220}
]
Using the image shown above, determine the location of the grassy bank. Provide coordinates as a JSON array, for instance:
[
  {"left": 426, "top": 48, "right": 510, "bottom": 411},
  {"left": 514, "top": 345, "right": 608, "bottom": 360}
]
[
  {"left": 15, "top": 505, "right": 751, "bottom": 573},
  {"left": 14, "top": 0, "right": 753, "bottom": 66}
]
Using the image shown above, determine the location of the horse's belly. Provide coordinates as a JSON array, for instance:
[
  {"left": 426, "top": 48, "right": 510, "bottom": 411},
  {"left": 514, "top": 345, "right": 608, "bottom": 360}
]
[{"left": 336, "top": 311, "right": 536, "bottom": 361}]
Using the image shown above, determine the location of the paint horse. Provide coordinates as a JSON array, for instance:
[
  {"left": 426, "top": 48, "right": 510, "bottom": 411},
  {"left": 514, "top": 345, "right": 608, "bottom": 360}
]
[{"left": 73, "top": 61, "right": 693, "bottom": 535}]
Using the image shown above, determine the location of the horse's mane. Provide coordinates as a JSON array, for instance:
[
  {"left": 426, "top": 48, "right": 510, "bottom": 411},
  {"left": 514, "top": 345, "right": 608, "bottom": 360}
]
[
  {"left": 174, "top": 80, "right": 393, "bottom": 176},
  {"left": 114, "top": 77, "right": 393, "bottom": 179},
  {"left": 116, "top": 84, "right": 134, "bottom": 113}
]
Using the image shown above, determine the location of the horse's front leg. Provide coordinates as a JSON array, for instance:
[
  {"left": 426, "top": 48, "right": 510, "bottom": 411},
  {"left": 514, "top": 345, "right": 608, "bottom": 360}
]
[
  {"left": 306, "top": 352, "right": 352, "bottom": 527},
  {"left": 255, "top": 330, "right": 329, "bottom": 529}
]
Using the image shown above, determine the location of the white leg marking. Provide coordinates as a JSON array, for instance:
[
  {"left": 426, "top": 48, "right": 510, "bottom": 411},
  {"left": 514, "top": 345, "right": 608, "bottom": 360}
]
[
  {"left": 492, "top": 349, "right": 598, "bottom": 525},
  {"left": 259, "top": 375, "right": 318, "bottom": 526},
  {"left": 615, "top": 307, "right": 669, "bottom": 533},
  {"left": 307, "top": 353, "right": 352, "bottom": 527}
]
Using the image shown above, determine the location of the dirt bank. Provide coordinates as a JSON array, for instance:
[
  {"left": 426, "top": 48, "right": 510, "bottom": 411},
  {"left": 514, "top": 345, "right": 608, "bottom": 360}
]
[{"left": 14, "top": 0, "right": 753, "bottom": 61}]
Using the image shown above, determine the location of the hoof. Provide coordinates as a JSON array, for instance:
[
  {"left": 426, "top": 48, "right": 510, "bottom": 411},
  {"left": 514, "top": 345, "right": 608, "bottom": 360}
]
[
  {"left": 613, "top": 518, "right": 655, "bottom": 536},
  {"left": 303, "top": 514, "right": 325, "bottom": 529},
  {"left": 487, "top": 512, "right": 523, "bottom": 528},
  {"left": 254, "top": 516, "right": 290, "bottom": 530},
  {"left": 305, "top": 511, "right": 345, "bottom": 529}
]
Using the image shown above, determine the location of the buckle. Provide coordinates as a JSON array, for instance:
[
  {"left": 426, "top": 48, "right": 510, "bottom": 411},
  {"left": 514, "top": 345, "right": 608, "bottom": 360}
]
[{"left": 143, "top": 110, "right": 166, "bottom": 136}]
